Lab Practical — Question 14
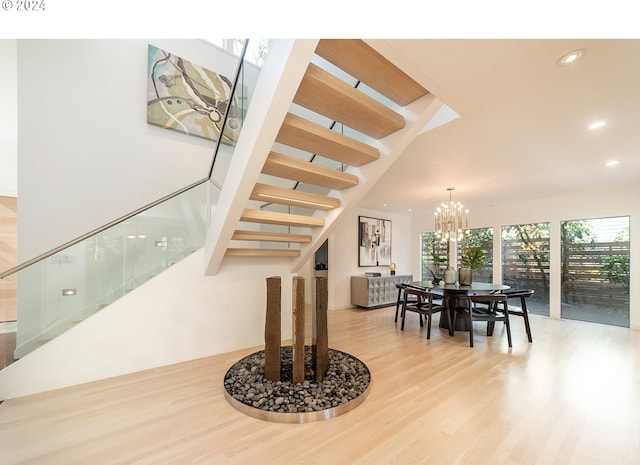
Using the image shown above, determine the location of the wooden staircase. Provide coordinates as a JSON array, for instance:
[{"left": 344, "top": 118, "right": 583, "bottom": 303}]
[{"left": 225, "top": 39, "right": 430, "bottom": 258}]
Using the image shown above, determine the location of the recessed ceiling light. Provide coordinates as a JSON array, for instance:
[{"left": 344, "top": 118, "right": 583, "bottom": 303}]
[
  {"left": 588, "top": 121, "right": 607, "bottom": 130},
  {"left": 605, "top": 160, "right": 619, "bottom": 167},
  {"left": 556, "top": 49, "right": 586, "bottom": 67}
]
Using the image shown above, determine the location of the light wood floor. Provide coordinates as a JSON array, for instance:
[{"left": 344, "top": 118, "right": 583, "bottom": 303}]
[{"left": 1, "top": 305, "right": 639, "bottom": 465}]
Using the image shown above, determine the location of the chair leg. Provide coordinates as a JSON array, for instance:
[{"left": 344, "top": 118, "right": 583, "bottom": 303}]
[
  {"left": 450, "top": 302, "right": 457, "bottom": 337},
  {"left": 521, "top": 296, "right": 533, "bottom": 342},
  {"left": 445, "top": 307, "right": 453, "bottom": 337},
  {"left": 487, "top": 321, "right": 495, "bottom": 336},
  {"left": 400, "top": 296, "right": 408, "bottom": 330},
  {"left": 468, "top": 301, "right": 474, "bottom": 347},
  {"left": 394, "top": 289, "right": 403, "bottom": 322},
  {"left": 426, "top": 314, "right": 432, "bottom": 339},
  {"left": 504, "top": 306, "right": 512, "bottom": 348},
  {"left": 523, "top": 313, "right": 532, "bottom": 342}
]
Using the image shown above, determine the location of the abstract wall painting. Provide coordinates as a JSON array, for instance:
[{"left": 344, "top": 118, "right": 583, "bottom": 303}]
[
  {"left": 358, "top": 216, "right": 392, "bottom": 267},
  {"left": 147, "top": 44, "right": 241, "bottom": 144}
]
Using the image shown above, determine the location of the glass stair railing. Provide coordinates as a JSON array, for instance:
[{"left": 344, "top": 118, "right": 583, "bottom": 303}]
[
  {"left": 6, "top": 181, "right": 210, "bottom": 359},
  {"left": 0, "top": 39, "right": 268, "bottom": 368}
]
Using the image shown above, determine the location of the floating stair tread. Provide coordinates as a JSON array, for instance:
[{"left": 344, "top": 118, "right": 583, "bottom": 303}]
[
  {"left": 294, "top": 63, "right": 405, "bottom": 139},
  {"left": 251, "top": 183, "right": 340, "bottom": 210},
  {"left": 262, "top": 152, "right": 358, "bottom": 190},
  {"left": 315, "top": 39, "right": 429, "bottom": 106},
  {"left": 240, "top": 208, "right": 325, "bottom": 228},
  {"left": 232, "top": 230, "right": 312, "bottom": 243},
  {"left": 225, "top": 248, "right": 301, "bottom": 258},
  {"left": 276, "top": 113, "right": 379, "bottom": 167}
]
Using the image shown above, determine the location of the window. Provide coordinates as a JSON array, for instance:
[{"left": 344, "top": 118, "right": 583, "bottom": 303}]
[
  {"left": 502, "top": 223, "right": 550, "bottom": 316},
  {"left": 458, "top": 227, "right": 493, "bottom": 283},
  {"left": 420, "top": 227, "right": 493, "bottom": 282},
  {"left": 420, "top": 232, "right": 448, "bottom": 281},
  {"left": 202, "top": 39, "right": 270, "bottom": 67},
  {"left": 561, "top": 216, "right": 630, "bottom": 327}
]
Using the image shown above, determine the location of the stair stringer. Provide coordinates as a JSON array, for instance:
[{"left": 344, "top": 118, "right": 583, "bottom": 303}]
[
  {"left": 290, "top": 93, "right": 445, "bottom": 273},
  {"left": 203, "top": 39, "right": 319, "bottom": 276}
]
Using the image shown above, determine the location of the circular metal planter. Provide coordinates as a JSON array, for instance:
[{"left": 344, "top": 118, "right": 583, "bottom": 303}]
[{"left": 223, "top": 347, "right": 371, "bottom": 424}]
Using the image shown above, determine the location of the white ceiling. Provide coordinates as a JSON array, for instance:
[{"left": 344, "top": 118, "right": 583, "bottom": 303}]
[{"left": 356, "top": 39, "right": 640, "bottom": 217}]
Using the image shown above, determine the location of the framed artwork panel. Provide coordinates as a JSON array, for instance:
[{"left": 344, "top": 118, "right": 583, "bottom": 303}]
[
  {"left": 146, "top": 44, "right": 242, "bottom": 144},
  {"left": 358, "top": 216, "right": 392, "bottom": 267}
]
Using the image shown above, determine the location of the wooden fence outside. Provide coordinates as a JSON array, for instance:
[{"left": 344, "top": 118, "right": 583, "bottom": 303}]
[
  {"left": 422, "top": 238, "right": 629, "bottom": 311},
  {"left": 503, "top": 239, "right": 629, "bottom": 309}
]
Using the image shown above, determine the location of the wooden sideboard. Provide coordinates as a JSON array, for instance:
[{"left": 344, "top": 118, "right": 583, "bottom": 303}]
[{"left": 351, "top": 274, "right": 413, "bottom": 309}]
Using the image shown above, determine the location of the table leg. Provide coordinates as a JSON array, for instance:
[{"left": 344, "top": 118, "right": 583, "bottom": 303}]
[{"left": 438, "top": 295, "right": 470, "bottom": 332}]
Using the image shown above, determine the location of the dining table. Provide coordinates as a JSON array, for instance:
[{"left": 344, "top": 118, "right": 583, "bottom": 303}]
[{"left": 410, "top": 281, "right": 511, "bottom": 331}]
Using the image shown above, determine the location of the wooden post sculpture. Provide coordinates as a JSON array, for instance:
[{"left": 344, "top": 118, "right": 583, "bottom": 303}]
[
  {"left": 292, "top": 276, "right": 305, "bottom": 384},
  {"left": 264, "top": 276, "right": 281, "bottom": 381},
  {"left": 264, "top": 276, "right": 330, "bottom": 384},
  {"left": 313, "top": 277, "right": 329, "bottom": 381}
]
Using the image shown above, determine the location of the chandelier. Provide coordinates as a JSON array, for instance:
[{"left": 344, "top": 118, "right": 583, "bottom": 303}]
[{"left": 434, "top": 187, "right": 469, "bottom": 241}]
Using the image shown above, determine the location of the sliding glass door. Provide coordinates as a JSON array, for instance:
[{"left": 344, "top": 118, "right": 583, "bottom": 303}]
[
  {"left": 561, "top": 216, "right": 630, "bottom": 327},
  {"left": 501, "top": 223, "right": 550, "bottom": 316}
]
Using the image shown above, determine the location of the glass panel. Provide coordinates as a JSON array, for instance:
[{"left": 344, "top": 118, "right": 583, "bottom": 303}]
[
  {"left": 202, "top": 39, "right": 269, "bottom": 67},
  {"left": 458, "top": 227, "right": 494, "bottom": 283},
  {"left": 501, "top": 223, "right": 550, "bottom": 316},
  {"left": 561, "top": 216, "right": 630, "bottom": 327},
  {"left": 308, "top": 153, "right": 344, "bottom": 171},
  {"left": 283, "top": 50, "right": 402, "bottom": 185},
  {"left": 420, "top": 232, "right": 449, "bottom": 281},
  {"left": 0, "top": 273, "right": 17, "bottom": 370},
  {"left": 210, "top": 141, "right": 234, "bottom": 196},
  {"left": 331, "top": 121, "right": 373, "bottom": 146},
  {"left": 421, "top": 228, "right": 493, "bottom": 284},
  {"left": 12, "top": 182, "right": 209, "bottom": 361},
  {"left": 210, "top": 40, "right": 267, "bottom": 189},
  {"left": 232, "top": 39, "right": 269, "bottom": 67},
  {"left": 357, "top": 81, "right": 403, "bottom": 112},
  {"left": 241, "top": 203, "right": 307, "bottom": 250}
]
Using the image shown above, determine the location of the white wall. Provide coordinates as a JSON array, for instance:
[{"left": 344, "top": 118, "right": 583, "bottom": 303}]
[
  {"left": 17, "top": 39, "right": 239, "bottom": 260},
  {"left": 410, "top": 181, "right": 640, "bottom": 330},
  {"left": 328, "top": 208, "right": 414, "bottom": 310},
  {"left": 0, "top": 249, "right": 296, "bottom": 399},
  {"left": 0, "top": 40, "right": 18, "bottom": 197}
]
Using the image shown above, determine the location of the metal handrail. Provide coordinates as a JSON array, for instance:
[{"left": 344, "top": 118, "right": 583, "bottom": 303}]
[{"left": 0, "top": 177, "right": 209, "bottom": 279}]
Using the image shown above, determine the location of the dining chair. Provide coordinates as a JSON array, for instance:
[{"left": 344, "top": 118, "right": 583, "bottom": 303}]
[
  {"left": 400, "top": 287, "right": 450, "bottom": 339},
  {"left": 454, "top": 294, "right": 512, "bottom": 348},
  {"left": 500, "top": 289, "right": 535, "bottom": 342},
  {"left": 394, "top": 283, "right": 422, "bottom": 322},
  {"left": 394, "top": 283, "right": 408, "bottom": 322}
]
